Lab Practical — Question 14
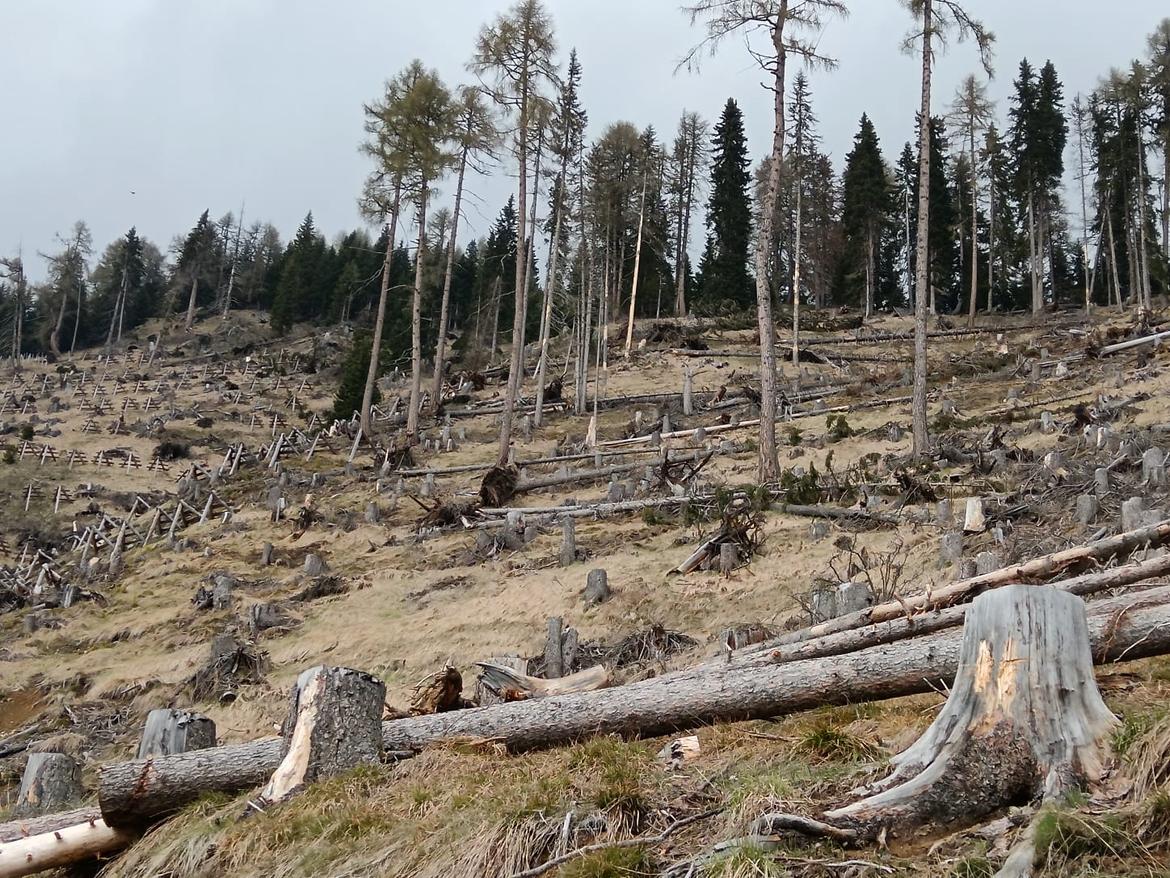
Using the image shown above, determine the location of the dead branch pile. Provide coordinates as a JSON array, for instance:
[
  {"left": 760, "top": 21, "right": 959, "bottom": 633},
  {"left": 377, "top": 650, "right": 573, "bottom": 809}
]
[
  {"left": 409, "top": 665, "right": 467, "bottom": 715},
  {"left": 573, "top": 624, "right": 699, "bottom": 672}
]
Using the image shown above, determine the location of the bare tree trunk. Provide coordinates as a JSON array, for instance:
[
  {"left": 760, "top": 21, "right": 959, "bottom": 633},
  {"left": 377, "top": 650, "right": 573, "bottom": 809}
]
[
  {"left": 1027, "top": 188, "right": 1041, "bottom": 317},
  {"left": 967, "top": 128, "right": 979, "bottom": 328},
  {"left": 864, "top": 228, "right": 875, "bottom": 320},
  {"left": 222, "top": 206, "right": 243, "bottom": 319},
  {"left": 184, "top": 277, "right": 199, "bottom": 333},
  {"left": 675, "top": 123, "right": 698, "bottom": 317},
  {"left": 986, "top": 180, "right": 995, "bottom": 312},
  {"left": 911, "top": 0, "right": 934, "bottom": 457},
  {"left": 791, "top": 184, "right": 803, "bottom": 367},
  {"left": 498, "top": 75, "right": 533, "bottom": 466},
  {"left": 752, "top": 9, "right": 789, "bottom": 483},
  {"left": 576, "top": 228, "right": 593, "bottom": 415},
  {"left": 490, "top": 276, "right": 502, "bottom": 356},
  {"left": 1136, "top": 131, "right": 1153, "bottom": 312},
  {"left": 430, "top": 149, "right": 469, "bottom": 415},
  {"left": 69, "top": 270, "right": 83, "bottom": 354},
  {"left": 1106, "top": 204, "right": 1124, "bottom": 310},
  {"left": 49, "top": 281, "right": 69, "bottom": 357},
  {"left": 406, "top": 183, "right": 429, "bottom": 443},
  {"left": 360, "top": 184, "right": 402, "bottom": 437},
  {"left": 534, "top": 170, "right": 566, "bottom": 427},
  {"left": 105, "top": 255, "right": 128, "bottom": 353},
  {"left": 623, "top": 168, "right": 649, "bottom": 355}
]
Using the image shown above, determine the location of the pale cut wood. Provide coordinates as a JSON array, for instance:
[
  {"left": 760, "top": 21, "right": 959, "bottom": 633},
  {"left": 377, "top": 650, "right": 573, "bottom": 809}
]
[
  {"left": 0, "top": 817, "right": 132, "bottom": 878},
  {"left": 136, "top": 709, "right": 216, "bottom": 759},
  {"left": 475, "top": 663, "right": 610, "bottom": 700}
]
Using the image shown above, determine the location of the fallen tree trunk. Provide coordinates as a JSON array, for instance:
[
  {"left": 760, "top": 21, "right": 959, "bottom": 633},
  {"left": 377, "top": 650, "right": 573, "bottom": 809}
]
[
  {"left": 96, "top": 591, "right": 1170, "bottom": 828},
  {"left": 0, "top": 816, "right": 132, "bottom": 878},
  {"left": 768, "top": 519, "right": 1170, "bottom": 649},
  {"left": 764, "top": 555, "right": 1170, "bottom": 666}
]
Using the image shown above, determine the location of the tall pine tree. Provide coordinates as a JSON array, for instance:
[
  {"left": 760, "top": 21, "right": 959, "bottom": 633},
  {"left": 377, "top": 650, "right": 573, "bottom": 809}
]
[{"left": 696, "top": 99, "right": 753, "bottom": 312}]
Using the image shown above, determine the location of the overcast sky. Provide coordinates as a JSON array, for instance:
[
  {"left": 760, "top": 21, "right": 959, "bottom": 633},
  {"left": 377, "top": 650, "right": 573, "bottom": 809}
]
[{"left": 2, "top": 0, "right": 1164, "bottom": 282}]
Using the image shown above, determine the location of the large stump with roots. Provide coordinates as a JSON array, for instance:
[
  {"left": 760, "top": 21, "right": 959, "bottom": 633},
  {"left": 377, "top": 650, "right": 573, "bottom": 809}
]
[{"left": 817, "top": 586, "right": 1118, "bottom": 839}]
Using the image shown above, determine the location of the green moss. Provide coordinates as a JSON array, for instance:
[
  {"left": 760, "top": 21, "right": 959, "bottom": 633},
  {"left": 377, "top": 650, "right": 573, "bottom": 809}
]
[{"left": 558, "top": 846, "right": 652, "bottom": 877}]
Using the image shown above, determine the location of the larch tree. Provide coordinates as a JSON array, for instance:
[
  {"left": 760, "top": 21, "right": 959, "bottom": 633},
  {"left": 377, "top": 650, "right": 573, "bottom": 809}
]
[
  {"left": 44, "top": 221, "right": 92, "bottom": 357},
  {"left": 430, "top": 86, "right": 498, "bottom": 416},
  {"left": 949, "top": 74, "right": 995, "bottom": 327},
  {"left": 682, "top": 0, "right": 846, "bottom": 483},
  {"left": 390, "top": 62, "right": 457, "bottom": 443},
  {"left": 901, "top": 0, "right": 993, "bottom": 458},
  {"left": 535, "top": 49, "right": 586, "bottom": 427},
  {"left": 358, "top": 65, "right": 414, "bottom": 439},
  {"left": 470, "top": 0, "right": 558, "bottom": 468},
  {"left": 669, "top": 112, "right": 708, "bottom": 317}
]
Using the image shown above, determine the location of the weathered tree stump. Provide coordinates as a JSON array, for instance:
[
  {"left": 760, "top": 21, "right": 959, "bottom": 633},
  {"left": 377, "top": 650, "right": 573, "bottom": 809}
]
[
  {"left": 584, "top": 569, "right": 611, "bottom": 607},
  {"left": 14, "top": 753, "right": 84, "bottom": 817},
  {"left": 260, "top": 542, "right": 274, "bottom": 566},
  {"left": 819, "top": 587, "right": 1117, "bottom": 840},
  {"left": 211, "top": 574, "right": 234, "bottom": 611},
  {"left": 303, "top": 554, "right": 326, "bottom": 577},
  {"left": 260, "top": 665, "right": 385, "bottom": 805},
  {"left": 939, "top": 531, "right": 963, "bottom": 565},
  {"left": 544, "top": 617, "right": 565, "bottom": 679},
  {"left": 810, "top": 582, "right": 873, "bottom": 623},
  {"left": 1076, "top": 494, "right": 1099, "bottom": 526},
  {"left": 1143, "top": 447, "right": 1167, "bottom": 487},
  {"left": 136, "top": 709, "right": 217, "bottom": 760},
  {"left": 719, "top": 542, "right": 738, "bottom": 575},
  {"left": 364, "top": 502, "right": 380, "bottom": 524},
  {"left": 962, "top": 497, "right": 985, "bottom": 534},
  {"left": 559, "top": 516, "right": 577, "bottom": 567}
]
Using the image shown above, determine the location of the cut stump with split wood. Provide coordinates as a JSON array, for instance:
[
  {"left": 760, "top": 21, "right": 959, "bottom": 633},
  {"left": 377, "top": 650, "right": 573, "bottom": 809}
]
[
  {"left": 769, "top": 586, "right": 1118, "bottom": 844},
  {"left": 13, "top": 754, "right": 83, "bottom": 818},
  {"left": 260, "top": 665, "right": 385, "bottom": 806}
]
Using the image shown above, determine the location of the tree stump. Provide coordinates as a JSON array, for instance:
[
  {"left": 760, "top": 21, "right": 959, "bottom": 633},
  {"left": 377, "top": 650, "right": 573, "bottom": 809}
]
[
  {"left": 935, "top": 500, "right": 953, "bottom": 526},
  {"left": 261, "top": 665, "right": 385, "bottom": 805},
  {"left": 1094, "top": 467, "right": 1110, "bottom": 495},
  {"left": 974, "top": 551, "right": 1002, "bottom": 576},
  {"left": 559, "top": 516, "right": 577, "bottom": 567},
  {"left": 260, "top": 542, "right": 274, "bottom": 566},
  {"left": 365, "top": 502, "right": 380, "bottom": 524},
  {"left": 1039, "top": 411, "right": 1056, "bottom": 434},
  {"left": 211, "top": 575, "right": 234, "bottom": 611},
  {"left": 939, "top": 531, "right": 963, "bottom": 566},
  {"left": 303, "top": 554, "right": 326, "bottom": 577},
  {"left": 820, "top": 586, "right": 1117, "bottom": 839},
  {"left": 544, "top": 617, "right": 564, "bottom": 679},
  {"left": 719, "top": 542, "right": 738, "bottom": 575},
  {"left": 1076, "top": 494, "right": 1099, "bottom": 526},
  {"left": 962, "top": 497, "right": 985, "bottom": 533},
  {"left": 14, "top": 753, "right": 84, "bottom": 817},
  {"left": 810, "top": 582, "right": 873, "bottom": 623},
  {"left": 136, "top": 709, "right": 217, "bottom": 759},
  {"left": 584, "top": 569, "right": 611, "bottom": 607},
  {"left": 1143, "top": 447, "right": 1167, "bottom": 487}
]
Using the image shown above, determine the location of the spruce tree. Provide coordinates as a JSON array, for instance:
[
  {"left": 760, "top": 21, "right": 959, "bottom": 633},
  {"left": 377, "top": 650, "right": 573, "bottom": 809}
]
[
  {"left": 271, "top": 213, "right": 321, "bottom": 333},
  {"left": 697, "top": 98, "right": 753, "bottom": 312},
  {"left": 838, "top": 115, "right": 892, "bottom": 316}
]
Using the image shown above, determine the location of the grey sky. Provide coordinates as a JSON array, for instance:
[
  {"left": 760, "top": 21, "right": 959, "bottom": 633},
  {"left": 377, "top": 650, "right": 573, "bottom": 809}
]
[{"left": 1, "top": 0, "right": 1164, "bottom": 282}]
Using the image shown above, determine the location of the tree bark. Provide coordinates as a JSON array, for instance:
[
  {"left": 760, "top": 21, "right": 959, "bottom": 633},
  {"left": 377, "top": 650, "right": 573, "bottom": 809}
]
[
  {"left": 791, "top": 184, "right": 803, "bottom": 367},
  {"left": 13, "top": 754, "right": 83, "bottom": 818},
  {"left": 752, "top": 10, "right": 788, "bottom": 483},
  {"left": 623, "top": 167, "right": 649, "bottom": 355},
  {"left": 967, "top": 125, "right": 979, "bottom": 328},
  {"left": 360, "top": 184, "right": 402, "bottom": 438},
  {"left": 911, "top": 0, "right": 933, "bottom": 457},
  {"left": 183, "top": 277, "right": 199, "bottom": 333},
  {"left": 534, "top": 169, "right": 566, "bottom": 427},
  {"left": 406, "top": 181, "right": 429, "bottom": 443},
  {"left": 430, "top": 147, "right": 469, "bottom": 415}
]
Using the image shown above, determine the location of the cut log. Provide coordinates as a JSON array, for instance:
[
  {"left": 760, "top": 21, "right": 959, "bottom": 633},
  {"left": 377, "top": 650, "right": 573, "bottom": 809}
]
[
  {"left": 136, "top": 709, "right": 217, "bottom": 759},
  {"left": 93, "top": 590, "right": 1170, "bottom": 827},
  {"left": 0, "top": 816, "right": 132, "bottom": 878},
  {"left": 260, "top": 665, "right": 385, "bottom": 805},
  {"left": 13, "top": 754, "right": 83, "bottom": 818},
  {"left": 821, "top": 587, "right": 1118, "bottom": 840},
  {"left": 474, "top": 663, "right": 610, "bottom": 701}
]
